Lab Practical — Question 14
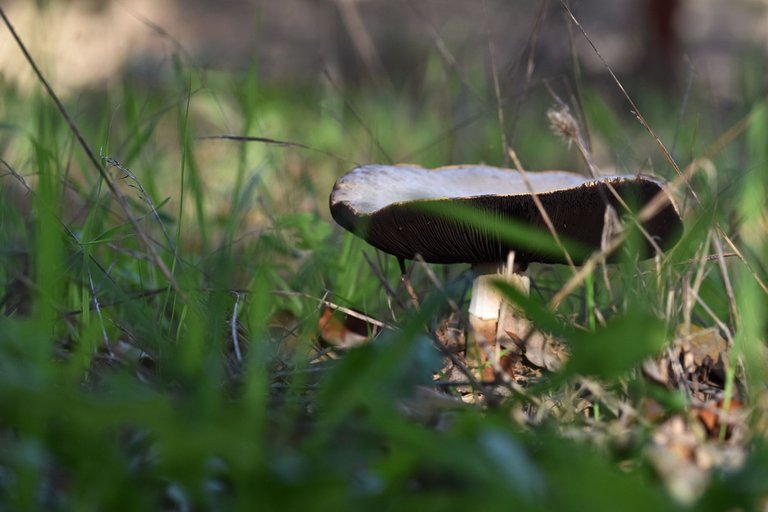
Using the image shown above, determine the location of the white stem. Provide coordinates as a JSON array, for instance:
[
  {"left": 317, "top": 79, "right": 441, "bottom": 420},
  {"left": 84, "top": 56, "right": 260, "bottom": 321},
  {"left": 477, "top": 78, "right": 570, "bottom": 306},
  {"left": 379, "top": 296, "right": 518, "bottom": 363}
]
[
  {"left": 468, "top": 269, "right": 506, "bottom": 321},
  {"left": 467, "top": 257, "right": 530, "bottom": 376},
  {"left": 468, "top": 261, "right": 529, "bottom": 322}
]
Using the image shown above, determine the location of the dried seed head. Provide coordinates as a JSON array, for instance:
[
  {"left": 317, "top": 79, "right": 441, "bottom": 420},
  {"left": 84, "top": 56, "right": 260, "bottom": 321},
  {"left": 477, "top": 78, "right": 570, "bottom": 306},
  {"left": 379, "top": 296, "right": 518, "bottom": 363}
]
[{"left": 547, "top": 105, "right": 580, "bottom": 147}]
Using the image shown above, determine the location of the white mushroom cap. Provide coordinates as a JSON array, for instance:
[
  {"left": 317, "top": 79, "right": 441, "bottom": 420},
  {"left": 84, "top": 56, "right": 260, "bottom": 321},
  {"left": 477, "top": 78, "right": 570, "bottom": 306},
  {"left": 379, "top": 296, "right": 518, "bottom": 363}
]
[
  {"left": 331, "top": 164, "right": 600, "bottom": 214},
  {"left": 330, "top": 164, "right": 683, "bottom": 266}
]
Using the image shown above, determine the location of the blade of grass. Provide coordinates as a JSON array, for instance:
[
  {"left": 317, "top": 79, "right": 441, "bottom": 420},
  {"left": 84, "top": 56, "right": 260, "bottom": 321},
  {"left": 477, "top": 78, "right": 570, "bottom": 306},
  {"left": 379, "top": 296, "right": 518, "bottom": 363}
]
[{"left": 0, "top": 7, "right": 182, "bottom": 298}]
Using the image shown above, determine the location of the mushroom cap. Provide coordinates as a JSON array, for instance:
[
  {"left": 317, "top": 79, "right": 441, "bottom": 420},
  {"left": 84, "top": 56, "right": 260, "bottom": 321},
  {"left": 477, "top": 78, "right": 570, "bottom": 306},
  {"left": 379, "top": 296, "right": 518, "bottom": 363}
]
[{"left": 329, "top": 164, "right": 683, "bottom": 266}]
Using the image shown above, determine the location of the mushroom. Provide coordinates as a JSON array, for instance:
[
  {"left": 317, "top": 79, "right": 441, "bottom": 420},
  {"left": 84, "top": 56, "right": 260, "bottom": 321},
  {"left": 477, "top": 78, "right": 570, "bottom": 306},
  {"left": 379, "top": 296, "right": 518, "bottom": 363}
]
[{"left": 329, "top": 164, "right": 683, "bottom": 373}]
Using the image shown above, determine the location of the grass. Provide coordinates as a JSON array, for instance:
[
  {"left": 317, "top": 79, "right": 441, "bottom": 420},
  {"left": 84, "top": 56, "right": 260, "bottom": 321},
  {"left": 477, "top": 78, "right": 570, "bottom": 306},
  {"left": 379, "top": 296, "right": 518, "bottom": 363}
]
[{"left": 0, "top": 4, "right": 767, "bottom": 511}]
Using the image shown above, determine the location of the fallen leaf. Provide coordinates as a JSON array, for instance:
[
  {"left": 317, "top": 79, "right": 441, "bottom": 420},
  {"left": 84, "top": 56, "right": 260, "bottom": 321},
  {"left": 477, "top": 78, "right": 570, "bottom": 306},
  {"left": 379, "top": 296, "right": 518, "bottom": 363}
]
[{"left": 317, "top": 307, "right": 380, "bottom": 349}]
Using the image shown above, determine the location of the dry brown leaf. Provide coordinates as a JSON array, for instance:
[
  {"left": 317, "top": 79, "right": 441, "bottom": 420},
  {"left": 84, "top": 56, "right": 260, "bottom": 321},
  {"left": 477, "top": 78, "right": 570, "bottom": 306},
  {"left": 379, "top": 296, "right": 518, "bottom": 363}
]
[
  {"left": 317, "top": 307, "right": 379, "bottom": 349},
  {"left": 520, "top": 330, "right": 568, "bottom": 372},
  {"left": 675, "top": 325, "right": 728, "bottom": 373}
]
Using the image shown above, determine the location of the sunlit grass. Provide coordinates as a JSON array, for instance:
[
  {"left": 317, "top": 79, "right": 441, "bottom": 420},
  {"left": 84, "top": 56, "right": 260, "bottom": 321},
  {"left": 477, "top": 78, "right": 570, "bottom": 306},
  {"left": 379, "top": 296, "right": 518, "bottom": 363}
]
[{"left": 0, "top": 10, "right": 766, "bottom": 510}]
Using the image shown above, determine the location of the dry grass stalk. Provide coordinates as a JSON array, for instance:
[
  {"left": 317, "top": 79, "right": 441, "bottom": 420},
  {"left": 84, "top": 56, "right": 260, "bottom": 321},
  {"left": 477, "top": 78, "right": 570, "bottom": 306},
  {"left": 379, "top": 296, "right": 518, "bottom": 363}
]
[
  {"left": 0, "top": 7, "right": 183, "bottom": 299},
  {"left": 558, "top": 0, "right": 768, "bottom": 300}
]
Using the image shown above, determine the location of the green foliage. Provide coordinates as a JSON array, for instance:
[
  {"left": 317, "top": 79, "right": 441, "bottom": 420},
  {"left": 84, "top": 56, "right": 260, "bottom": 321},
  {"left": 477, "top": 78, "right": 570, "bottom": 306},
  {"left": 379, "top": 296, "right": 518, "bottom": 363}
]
[
  {"left": 562, "top": 309, "right": 667, "bottom": 380},
  {"left": 0, "top": 12, "right": 766, "bottom": 511}
]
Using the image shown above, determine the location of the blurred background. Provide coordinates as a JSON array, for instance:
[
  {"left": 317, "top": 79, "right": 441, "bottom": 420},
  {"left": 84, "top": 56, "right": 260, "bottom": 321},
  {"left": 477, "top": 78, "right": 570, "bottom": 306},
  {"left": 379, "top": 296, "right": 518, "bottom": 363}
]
[{"left": 1, "top": 0, "right": 766, "bottom": 99}]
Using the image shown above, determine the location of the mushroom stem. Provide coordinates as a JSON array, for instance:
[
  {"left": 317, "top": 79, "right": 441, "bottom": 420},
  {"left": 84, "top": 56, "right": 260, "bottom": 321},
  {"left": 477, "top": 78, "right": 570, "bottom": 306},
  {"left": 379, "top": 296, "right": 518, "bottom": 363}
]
[{"left": 468, "top": 258, "right": 530, "bottom": 379}]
